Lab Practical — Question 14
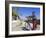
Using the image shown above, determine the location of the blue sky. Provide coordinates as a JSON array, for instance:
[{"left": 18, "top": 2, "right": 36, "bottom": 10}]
[{"left": 12, "top": 7, "right": 40, "bottom": 20}]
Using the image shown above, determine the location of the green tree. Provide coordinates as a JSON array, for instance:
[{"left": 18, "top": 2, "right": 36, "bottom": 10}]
[{"left": 12, "top": 10, "right": 18, "bottom": 17}]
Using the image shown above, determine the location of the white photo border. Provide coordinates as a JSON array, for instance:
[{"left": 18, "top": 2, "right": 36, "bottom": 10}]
[{"left": 9, "top": 3, "right": 43, "bottom": 35}]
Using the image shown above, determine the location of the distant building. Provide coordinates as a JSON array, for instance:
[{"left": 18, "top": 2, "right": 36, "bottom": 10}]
[{"left": 26, "top": 12, "right": 36, "bottom": 23}]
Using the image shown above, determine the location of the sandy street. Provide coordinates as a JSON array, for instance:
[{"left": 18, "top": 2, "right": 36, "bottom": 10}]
[{"left": 12, "top": 20, "right": 40, "bottom": 31}]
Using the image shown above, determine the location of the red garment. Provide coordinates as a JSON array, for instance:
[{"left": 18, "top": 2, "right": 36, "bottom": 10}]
[{"left": 32, "top": 20, "right": 37, "bottom": 30}]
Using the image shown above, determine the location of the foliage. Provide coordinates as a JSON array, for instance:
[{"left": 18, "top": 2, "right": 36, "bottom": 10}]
[{"left": 12, "top": 10, "right": 18, "bottom": 17}]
